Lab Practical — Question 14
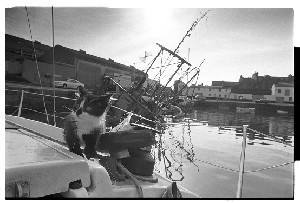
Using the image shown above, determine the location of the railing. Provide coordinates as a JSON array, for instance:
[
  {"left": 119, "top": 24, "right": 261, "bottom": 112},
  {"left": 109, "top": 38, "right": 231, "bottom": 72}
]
[
  {"left": 5, "top": 88, "right": 76, "bottom": 123},
  {"left": 5, "top": 87, "right": 294, "bottom": 198},
  {"left": 5, "top": 87, "right": 158, "bottom": 127}
]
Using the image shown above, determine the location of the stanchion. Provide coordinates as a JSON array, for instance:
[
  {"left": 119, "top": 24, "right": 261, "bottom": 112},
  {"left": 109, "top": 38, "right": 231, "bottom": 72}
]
[
  {"left": 17, "top": 90, "right": 24, "bottom": 117},
  {"left": 236, "top": 125, "right": 248, "bottom": 198}
]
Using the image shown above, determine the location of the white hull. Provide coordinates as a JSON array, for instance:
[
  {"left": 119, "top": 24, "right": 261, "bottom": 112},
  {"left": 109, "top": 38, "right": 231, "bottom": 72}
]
[{"left": 5, "top": 115, "right": 199, "bottom": 198}]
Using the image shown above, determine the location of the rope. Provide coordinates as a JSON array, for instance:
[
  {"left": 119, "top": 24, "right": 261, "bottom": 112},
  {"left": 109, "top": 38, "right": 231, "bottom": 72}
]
[
  {"left": 192, "top": 158, "right": 240, "bottom": 173},
  {"left": 10, "top": 108, "right": 19, "bottom": 116},
  {"left": 25, "top": 6, "right": 49, "bottom": 124},
  {"left": 115, "top": 161, "right": 143, "bottom": 198},
  {"left": 110, "top": 105, "right": 157, "bottom": 124},
  {"left": 244, "top": 161, "right": 294, "bottom": 174},
  {"left": 247, "top": 127, "right": 294, "bottom": 147}
]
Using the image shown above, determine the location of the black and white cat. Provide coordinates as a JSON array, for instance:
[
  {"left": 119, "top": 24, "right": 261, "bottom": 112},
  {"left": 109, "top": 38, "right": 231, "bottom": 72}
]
[{"left": 63, "top": 86, "right": 112, "bottom": 159}]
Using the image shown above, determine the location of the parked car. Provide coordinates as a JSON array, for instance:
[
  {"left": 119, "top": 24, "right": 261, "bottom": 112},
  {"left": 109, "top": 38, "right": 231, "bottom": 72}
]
[
  {"left": 53, "top": 79, "right": 84, "bottom": 89},
  {"left": 254, "top": 99, "right": 274, "bottom": 104},
  {"left": 195, "top": 95, "right": 206, "bottom": 100}
]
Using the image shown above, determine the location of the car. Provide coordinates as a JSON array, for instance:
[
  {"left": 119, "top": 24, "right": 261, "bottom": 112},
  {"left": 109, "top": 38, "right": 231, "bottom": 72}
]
[
  {"left": 53, "top": 79, "right": 84, "bottom": 89},
  {"left": 195, "top": 95, "right": 206, "bottom": 100},
  {"left": 254, "top": 99, "right": 274, "bottom": 104}
]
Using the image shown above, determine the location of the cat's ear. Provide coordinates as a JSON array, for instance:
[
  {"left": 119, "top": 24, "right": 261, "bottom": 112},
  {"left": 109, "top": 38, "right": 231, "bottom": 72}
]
[{"left": 78, "top": 86, "right": 88, "bottom": 98}]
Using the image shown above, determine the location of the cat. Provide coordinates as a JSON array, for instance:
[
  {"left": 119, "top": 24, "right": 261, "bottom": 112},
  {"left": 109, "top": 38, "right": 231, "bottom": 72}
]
[{"left": 63, "top": 86, "right": 112, "bottom": 159}]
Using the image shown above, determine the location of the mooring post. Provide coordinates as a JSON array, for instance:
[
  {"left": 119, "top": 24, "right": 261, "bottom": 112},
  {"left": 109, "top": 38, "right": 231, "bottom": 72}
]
[
  {"left": 17, "top": 90, "right": 24, "bottom": 117},
  {"left": 236, "top": 125, "right": 248, "bottom": 198}
]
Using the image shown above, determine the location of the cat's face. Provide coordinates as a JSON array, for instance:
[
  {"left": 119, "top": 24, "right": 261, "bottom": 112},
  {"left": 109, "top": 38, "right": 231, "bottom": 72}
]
[{"left": 73, "top": 86, "right": 112, "bottom": 117}]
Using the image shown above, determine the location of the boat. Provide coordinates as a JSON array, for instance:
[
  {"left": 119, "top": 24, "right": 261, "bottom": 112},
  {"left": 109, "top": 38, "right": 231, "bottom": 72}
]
[
  {"left": 276, "top": 110, "right": 288, "bottom": 114},
  {"left": 5, "top": 114, "right": 199, "bottom": 198},
  {"left": 5, "top": 8, "right": 210, "bottom": 198},
  {"left": 236, "top": 107, "right": 255, "bottom": 113}
]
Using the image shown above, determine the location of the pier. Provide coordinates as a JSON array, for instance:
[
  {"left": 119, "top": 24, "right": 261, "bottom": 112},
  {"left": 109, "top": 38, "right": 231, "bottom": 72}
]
[{"left": 193, "top": 100, "right": 294, "bottom": 114}]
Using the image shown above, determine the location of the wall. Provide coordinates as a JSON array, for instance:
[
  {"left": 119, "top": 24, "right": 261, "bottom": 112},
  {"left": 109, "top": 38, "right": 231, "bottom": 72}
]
[
  {"left": 263, "top": 95, "right": 275, "bottom": 101},
  {"left": 5, "top": 61, "right": 23, "bottom": 74},
  {"left": 75, "top": 59, "right": 104, "bottom": 88},
  {"left": 22, "top": 59, "right": 75, "bottom": 86},
  {"left": 113, "top": 73, "right": 132, "bottom": 88},
  {"left": 229, "top": 93, "right": 252, "bottom": 100},
  {"left": 75, "top": 59, "right": 135, "bottom": 90},
  {"left": 252, "top": 95, "right": 265, "bottom": 101}
]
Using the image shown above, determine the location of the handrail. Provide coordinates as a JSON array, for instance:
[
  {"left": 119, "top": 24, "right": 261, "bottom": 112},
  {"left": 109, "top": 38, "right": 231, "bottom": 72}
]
[
  {"left": 6, "top": 104, "right": 66, "bottom": 120},
  {"left": 5, "top": 87, "right": 294, "bottom": 198},
  {"left": 6, "top": 87, "right": 159, "bottom": 125},
  {"left": 5, "top": 89, "right": 77, "bottom": 101}
]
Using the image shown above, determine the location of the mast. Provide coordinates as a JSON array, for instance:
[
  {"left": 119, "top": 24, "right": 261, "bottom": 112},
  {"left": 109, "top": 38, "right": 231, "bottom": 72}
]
[
  {"left": 52, "top": 7, "right": 56, "bottom": 126},
  {"left": 155, "top": 43, "right": 191, "bottom": 102}
]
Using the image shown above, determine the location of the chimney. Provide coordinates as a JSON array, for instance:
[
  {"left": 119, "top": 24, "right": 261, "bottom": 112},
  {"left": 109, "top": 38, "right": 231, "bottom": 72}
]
[{"left": 79, "top": 49, "right": 86, "bottom": 54}]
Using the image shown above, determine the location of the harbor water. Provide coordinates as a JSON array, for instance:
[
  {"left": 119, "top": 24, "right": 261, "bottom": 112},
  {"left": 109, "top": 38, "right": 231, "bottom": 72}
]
[
  {"left": 12, "top": 106, "right": 294, "bottom": 198},
  {"left": 153, "top": 107, "right": 294, "bottom": 198}
]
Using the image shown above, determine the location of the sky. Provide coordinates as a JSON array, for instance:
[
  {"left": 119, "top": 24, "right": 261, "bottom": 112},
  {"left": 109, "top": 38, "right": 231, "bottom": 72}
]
[{"left": 3, "top": 1, "right": 297, "bottom": 86}]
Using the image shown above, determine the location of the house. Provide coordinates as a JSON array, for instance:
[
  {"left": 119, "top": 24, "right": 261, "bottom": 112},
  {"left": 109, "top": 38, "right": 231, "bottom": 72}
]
[
  {"left": 271, "top": 83, "right": 294, "bottom": 103},
  {"left": 181, "top": 84, "right": 231, "bottom": 99}
]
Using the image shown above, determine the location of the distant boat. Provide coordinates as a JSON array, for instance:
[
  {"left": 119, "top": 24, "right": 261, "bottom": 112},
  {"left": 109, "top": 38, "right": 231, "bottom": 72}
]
[
  {"left": 236, "top": 107, "right": 255, "bottom": 113},
  {"left": 277, "top": 110, "right": 288, "bottom": 114}
]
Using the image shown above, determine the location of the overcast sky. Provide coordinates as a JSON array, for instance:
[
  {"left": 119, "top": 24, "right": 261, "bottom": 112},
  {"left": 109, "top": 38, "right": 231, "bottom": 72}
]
[{"left": 4, "top": 2, "right": 296, "bottom": 86}]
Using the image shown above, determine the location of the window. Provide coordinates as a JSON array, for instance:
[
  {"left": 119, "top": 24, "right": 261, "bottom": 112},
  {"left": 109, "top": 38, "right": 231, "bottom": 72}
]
[
  {"left": 225, "top": 95, "right": 227, "bottom": 98},
  {"left": 277, "top": 89, "right": 281, "bottom": 93},
  {"left": 219, "top": 88, "right": 221, "bottom": 92},
  {"left": 285, "top": 89, "right": 290, "bottom": 96},
  {"left": 219, "top": 94, "right": 221, "bottom": 97},
  {"left": 289, "top": 97, "right": 292, "bottom": 101}
]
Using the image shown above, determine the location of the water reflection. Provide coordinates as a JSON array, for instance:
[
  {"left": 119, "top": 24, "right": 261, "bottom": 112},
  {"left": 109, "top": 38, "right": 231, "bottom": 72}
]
[
  {"left": 154, "top": 108, "right": 294, "bottom": 182},
  {"left": 153, "top": 121, "right": 199, "bottom": 181},
  {"left": 193, "top": 108, "right": 294, "bottom": 147}
]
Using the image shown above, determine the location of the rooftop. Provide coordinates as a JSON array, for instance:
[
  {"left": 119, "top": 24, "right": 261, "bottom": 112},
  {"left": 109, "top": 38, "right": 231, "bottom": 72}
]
[{"left": 274, "top": 82, "right": 294, "bottom": 87}]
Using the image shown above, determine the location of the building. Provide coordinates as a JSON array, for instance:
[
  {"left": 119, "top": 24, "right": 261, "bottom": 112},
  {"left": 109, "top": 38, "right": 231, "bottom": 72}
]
[
  {"left": 38, "top": 45, "right": 144, "bottom": 90},
  {"left": 271, "top": 82, "right": 294, "bottom": 103},
  {"left": 173, "top": 80, "right": 186, "bottom": 95},
  {"left": 182, "top": 84, "right": 231, "bottom": 99},
  {"left": 6, "top": 34, "right": 145, "bottom": 93},
  {"left": 5, "top": 34, "right": 51, "bottom": 75},
  {"left": 211, "top": 81, "right": 239, "bottom": 87}
]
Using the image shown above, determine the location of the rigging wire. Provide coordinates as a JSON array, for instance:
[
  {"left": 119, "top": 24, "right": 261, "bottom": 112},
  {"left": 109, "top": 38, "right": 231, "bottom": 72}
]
[
  {"left": 25, "top": 6, "right": 50, "bottom": 124},
  {"left": 52, "top": 7, "right": 56, "bottom": 126}
]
